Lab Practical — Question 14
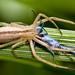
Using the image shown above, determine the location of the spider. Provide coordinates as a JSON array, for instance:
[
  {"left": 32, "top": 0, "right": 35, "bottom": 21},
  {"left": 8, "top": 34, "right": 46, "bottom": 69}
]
[{"left": 0, "top": 13, "right": 75, "bottom": 70}]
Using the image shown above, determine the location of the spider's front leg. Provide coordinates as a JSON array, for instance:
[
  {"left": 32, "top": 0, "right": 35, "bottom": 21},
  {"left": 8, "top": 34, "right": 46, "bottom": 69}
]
[
  {"left": 33, "top": 36, "right": 75, "bottom": 52},
  {"left": 33, "top": 13, "right": 62, "bottom": 35},
  {"left": 0, "top": 39, "right": 21, "bottom": 48},
  {"left": 11, "top": 40, "right": 26, "bottom": 59},
  {"left": 35, "top": 13, "right": 75, "bottom": 27},
  {"left": 33, "top": 13, "right": 75, "bottom": 35},
  {"left": 29, "top": 39, "right": 75, "bottom": 70},
  {"left": 48, "top": 17, "right": 75, "bottom": 25}
]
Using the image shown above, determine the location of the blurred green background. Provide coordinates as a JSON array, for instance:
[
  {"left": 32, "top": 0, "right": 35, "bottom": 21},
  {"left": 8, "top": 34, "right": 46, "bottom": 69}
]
[
  {"left": 0, "top": 0, "right": 75, "bottom": 30},
  {"left": 0, "top": 0, "right": 75, "bottom": 75}
]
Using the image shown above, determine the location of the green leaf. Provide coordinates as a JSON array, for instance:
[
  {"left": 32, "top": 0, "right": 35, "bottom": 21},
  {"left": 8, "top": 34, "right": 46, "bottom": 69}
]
[{"left": 0, "top": 28, "right": 75, "bottom": 75}]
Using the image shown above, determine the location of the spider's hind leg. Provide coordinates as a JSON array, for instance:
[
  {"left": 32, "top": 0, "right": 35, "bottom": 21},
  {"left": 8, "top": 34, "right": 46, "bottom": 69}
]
[
  {"left": 11, "top": 22, "right": 27, "bottom": 29},
  {"left": 0, "top": 22, "right": 27, "bottom": 29},
  {"left": 0, "top": 22, "right": 11, "bottom": 27}
]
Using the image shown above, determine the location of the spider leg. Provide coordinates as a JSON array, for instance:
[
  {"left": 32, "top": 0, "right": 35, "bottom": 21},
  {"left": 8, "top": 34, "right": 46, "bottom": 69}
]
[
  {"left": 11, "top": 22, "right": 27, "bottom": 26},
  {"left": 11, "top": 40, "right": 26, "bottom": 59},
  {"left": 0, "top": 39, "right": 21, "bottom": 48},
  {"left": 0, "top": 22, "right": 11, "bottom": 27},
  {"left": 33, "top": 13, "right": 62, "bottom": 35},
  {"left": 33, "top": 13, "right": 75, "bottom": 35},
  {"left": 36, "top": 17, "right": 75, "bottom": 30},
  {"left": 29, "top": 39, "right": 75, "bottom": 70},
  {"left": 44, "top": 17, "right": 75, "bottom": 33},
  {"left": 0, "top": 22, "right": 27, "bottom": 29},
  {"left": 11, "top": 22, "right": 27, "bottom": 28},
  {"left": 34, "top": 36, "right": 75, "bottom": 52},
  {"left": 36, "top": 35, "right": 75, "bottom": 63},
  {"left": 36, "top": 35, "right": 56, "bottom": 63},
  {"left": 49, "top": 17, "right": 75, "bottom": 25}
]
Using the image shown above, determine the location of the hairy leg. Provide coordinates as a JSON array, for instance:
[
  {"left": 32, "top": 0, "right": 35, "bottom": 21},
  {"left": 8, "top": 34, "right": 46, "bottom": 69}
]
[
  {"left": 33, "top": 13, "right": 62, "bottom": 34},
  {"left": 0, "top": 22, "right": 27, "bottom": 29},
  {"left": 0, "top": 39, "right": 21, "bottom": 48},
  {"left": 11, "top": 22, "right": 27, "bottom": 29},
  {"left": 33, "top": 13, "right": 75, "bottom": 35},
  {"left": 0, "top": 22, "right": 10, "bottom": 27},
  {"left": 33, "top": 36, "right": 75, "bottom": 52},
  {"left": 29, "top": 39, "right": 75, "bottom": 70},
  {"left": 11, "top": 40, "right": 26, "bottom": 58}
]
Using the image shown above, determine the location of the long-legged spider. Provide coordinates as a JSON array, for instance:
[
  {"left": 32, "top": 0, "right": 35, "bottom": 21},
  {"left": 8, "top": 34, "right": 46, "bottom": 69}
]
[{"left": 0, "top": 13, "right": 75, "bottom": 70}]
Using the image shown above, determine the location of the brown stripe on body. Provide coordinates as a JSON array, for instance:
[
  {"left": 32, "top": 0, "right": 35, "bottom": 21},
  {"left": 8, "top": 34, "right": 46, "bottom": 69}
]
[
  {"left": 0, "top": 33, "right": 21, "bottom": 43},
  {"left": 0, "top": 27, "right": 37, "bottom": 34},
  {"left": 0, "top": 27, "right": 22, "bottom": 43},
  {"left": 0, "top": 27, "right": 38, "bottom": 43}
]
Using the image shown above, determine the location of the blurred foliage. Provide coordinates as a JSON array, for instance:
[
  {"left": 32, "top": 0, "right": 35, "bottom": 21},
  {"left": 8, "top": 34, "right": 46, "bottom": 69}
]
[
  {"left": 0, "top": 56, "right": 75, "bottom": 75},
  {"left": 0, "top": 0, "right": 75, "bottom": 30}
]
